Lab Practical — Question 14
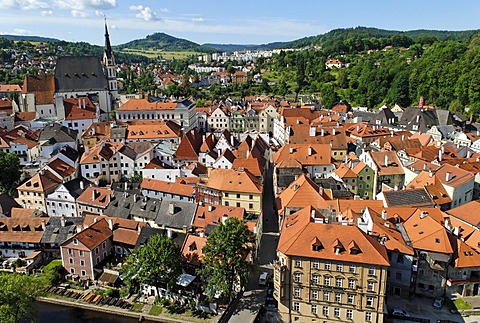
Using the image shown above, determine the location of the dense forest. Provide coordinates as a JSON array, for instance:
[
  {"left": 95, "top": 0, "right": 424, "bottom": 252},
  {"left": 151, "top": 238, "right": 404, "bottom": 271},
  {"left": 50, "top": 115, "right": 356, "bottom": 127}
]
[{"left": 254, "top": 27, "right": 480, "bottom": 118}]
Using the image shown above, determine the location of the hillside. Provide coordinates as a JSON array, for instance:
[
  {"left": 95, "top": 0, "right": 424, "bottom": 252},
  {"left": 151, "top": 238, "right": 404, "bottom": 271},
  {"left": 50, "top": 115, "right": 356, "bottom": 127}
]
[
  {"left": 116, "top": 32, "right": 215, "bottom": 53},
  {"left": 286, "top": 26, "right": 480, "bottom": 51},
  {"left": 204, "top": 41, "right": 289, "bottom": 52},
  {"left": 0, "top": 34, "right": 59, "bottom": 43}
]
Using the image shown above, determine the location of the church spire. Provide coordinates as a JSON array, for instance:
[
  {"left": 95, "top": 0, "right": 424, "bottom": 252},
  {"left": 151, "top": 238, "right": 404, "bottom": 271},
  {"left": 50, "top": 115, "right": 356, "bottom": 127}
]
[{"left": 104, "top": 18, "right": 113, "bottom": 60}]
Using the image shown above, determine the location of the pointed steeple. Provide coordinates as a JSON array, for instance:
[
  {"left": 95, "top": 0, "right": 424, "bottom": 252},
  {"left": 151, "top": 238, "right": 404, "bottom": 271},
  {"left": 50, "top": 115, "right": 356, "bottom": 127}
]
[{"left": 104, "top": 18, "right": 113, "bottom": 60}]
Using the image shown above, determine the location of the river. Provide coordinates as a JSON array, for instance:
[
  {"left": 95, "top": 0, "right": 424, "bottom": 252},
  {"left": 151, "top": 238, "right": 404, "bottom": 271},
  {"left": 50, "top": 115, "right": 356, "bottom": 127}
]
[{"left": 36, "top": 302, "right": 150, "bottom": 323}]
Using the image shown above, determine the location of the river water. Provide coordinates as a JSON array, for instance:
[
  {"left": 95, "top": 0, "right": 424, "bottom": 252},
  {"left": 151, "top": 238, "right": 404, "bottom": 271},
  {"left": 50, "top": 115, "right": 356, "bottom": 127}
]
[{"left": 36, "top": 302, "right": 148, "bottom": 323}]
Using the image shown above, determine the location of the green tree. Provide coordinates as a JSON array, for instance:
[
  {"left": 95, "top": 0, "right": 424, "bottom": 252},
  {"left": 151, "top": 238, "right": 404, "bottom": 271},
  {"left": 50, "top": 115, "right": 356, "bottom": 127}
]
[
  {"left": 0, "top": 151, "right": 21, "bottom": 196},
  {"left": 129, "top": 173, "right": 143, "bottom": 183},
  {"left": 42, "top": 260, "right": 65, "bottom": 286},
  {"left": 0, "top": 273, "right": 46, "bottom": 323},
  {"left": 198, "top": 217, "right": 255, "bottom": 301},
  {"left": 122, "top": 234, "right": 183, "bottom": 292}
]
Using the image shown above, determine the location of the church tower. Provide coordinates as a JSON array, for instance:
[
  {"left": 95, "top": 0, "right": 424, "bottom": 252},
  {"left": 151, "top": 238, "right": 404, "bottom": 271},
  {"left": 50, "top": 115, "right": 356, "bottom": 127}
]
[{"left": 103, "top": 20, "right": 119, "bottom": 101}]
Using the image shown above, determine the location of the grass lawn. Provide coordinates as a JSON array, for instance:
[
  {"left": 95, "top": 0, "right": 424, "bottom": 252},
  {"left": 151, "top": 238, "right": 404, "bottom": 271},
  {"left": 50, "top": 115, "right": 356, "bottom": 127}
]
[
  {"left": 446, "top": 297, "right": 472, "bottom": 311},
  {"left": 163, "top": 310, "right": 214, "bottom": 323},
  {"left": 43, "top": 259, "right": 62, "bottom": 271},
  {"left": 129, "top": 303, "right": 144, "bottom": 313},
  {"left": 148, "top": 305, "right": 163, "bottom": 316}
]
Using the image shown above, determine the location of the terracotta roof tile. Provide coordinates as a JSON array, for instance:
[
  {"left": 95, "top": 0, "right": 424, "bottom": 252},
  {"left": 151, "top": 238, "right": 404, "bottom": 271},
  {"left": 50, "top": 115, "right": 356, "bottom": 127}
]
[{"left": 141, "top": 178, "right": 195, "bottom": 197}]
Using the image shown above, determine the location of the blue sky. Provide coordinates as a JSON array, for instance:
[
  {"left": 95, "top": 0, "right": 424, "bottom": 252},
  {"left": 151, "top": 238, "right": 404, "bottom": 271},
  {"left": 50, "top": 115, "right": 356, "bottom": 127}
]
[{"left": 0, "top": 0, "right": 479, "bottom": 45}]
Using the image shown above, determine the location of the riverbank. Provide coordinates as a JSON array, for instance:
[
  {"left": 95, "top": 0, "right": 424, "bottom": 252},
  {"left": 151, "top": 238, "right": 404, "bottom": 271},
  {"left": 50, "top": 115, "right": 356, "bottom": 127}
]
[{"left": 38, "top": 296, "right": 187, "bottom": 323}]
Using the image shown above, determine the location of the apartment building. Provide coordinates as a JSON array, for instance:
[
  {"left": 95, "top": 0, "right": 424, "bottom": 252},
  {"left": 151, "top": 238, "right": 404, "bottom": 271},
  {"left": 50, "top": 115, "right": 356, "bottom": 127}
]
[{"left": 275, "top": 212, "right": 389, "bottom": 323}]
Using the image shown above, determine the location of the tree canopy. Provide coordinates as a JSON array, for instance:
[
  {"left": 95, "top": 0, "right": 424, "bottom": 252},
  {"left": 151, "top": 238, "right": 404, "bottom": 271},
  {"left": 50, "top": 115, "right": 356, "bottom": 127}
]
[
  {"left": 0, "top": 151, "right": 21, "bottom": 196},
  {"left": 198, "top": 217, "right": 255, "bottom": 301},
  {"left": 122, "top": 233, "right": 183, "bottom": 291},
  {"left": 0, "top": 273, "right": 46, "bottom": 323}
]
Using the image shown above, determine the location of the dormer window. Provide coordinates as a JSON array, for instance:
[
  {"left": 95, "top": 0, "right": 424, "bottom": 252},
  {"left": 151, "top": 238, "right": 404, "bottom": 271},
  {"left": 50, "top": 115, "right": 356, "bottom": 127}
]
[
  {"left": 311, "top": 237, "right": 323, "bottom": 252},
  {"left": 73, "top": 238, "right": 78, "bottom": 245}
]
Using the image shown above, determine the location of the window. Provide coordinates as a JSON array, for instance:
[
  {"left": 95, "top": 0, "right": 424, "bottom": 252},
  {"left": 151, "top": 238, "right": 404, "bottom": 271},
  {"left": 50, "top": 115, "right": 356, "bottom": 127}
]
[
  {"left": 236, "top": 202, "right": 241, "bottom": 207},
  {"left": 68, "top": 248, "right": 73, "bottom": 256},
  {"left": 79, "top": 250, "right": 84, "bottom": 256},
  {"left": 396, "top": 254, "right": 404, "bottom": 263},
  {"left": 323, "top": 292, "right": 330, "bottom": 302},
  {"left": 294, "top": 273, "right": 301, "bottom": 282},
  {"left": 294, "top": 288, "right": 301, "bottom": 298},
  {"left": 335, "top": 277, "right": 343, "bottom": 288},
  {"left": 81, "top": 270, "right": 86, "bottom": 276},
  {"left": 336, "top": 264, "right": 343, "bottom": 272},
  {"left": 349, "top": 265, "right": 356, "bottom": 273},
  {"left": 70, "top": 268, "right": 75, "bottom": 274},
  {"left": 69, "top": 258, "right": 73, "bottom": 264},
  {"left": 95, "top": 247, "right": 99, "bottom": 255},
  {"left": 73, "top": 238, "right": 78, "bottom": 245},
  {"left": 236, "top": 194, "right": 240, "bottom": 198},
  {"left": 325, "top": 262, "right": 331, "bottom": 270},
  {"left": 102, "top": 242, "right": 106, "bottom": 249},
  {"left": 311, "top": 304, "right": 317, "bottom": 314},
  {"left": 365, "top": 312, "right": 372, "bottom": 322},
  {"left": 347, "top": 309, "right": 353, "bottom": 319},
  {"left": 348, "top": 279, "right": 355, "bottom": 289},
  {"left": 313, "top": 260, "right": 320, "bottom": 269},
  {"left": 334, "top": 307, "right": 340, "bottom": 317},
  {"left": 368, "top": 267, "right": 376, "bottom": 276},
  {"left": 249, "top": 194, "right": 253, "bottom": 200},
  {"left": 366, "top": 297, "right": 374, "bottom": 307},
  {"left": 249, "top": 203, "right": 253, "bottom": 209},
  {"left": 295, "top": 258, "right": 302, "bottom": 268},
  {"left": 312, "top": 290, "right": 318, "bottom": 299},
  {"left": 225, "top": 193, "right": 229, "bottom": 197},
  {"left": 335, "top": 293, "right": 341, "bottom": 303},
  {"left": 324, "top": 276, "right": 330, "bottom": 286},
  {"left": 347, "top": 294, "right": 354, "bottom": 304},
  {"left": 80, "top": 260, "right": 85, "bottom": 267},
  {"left": 367, "top": 281, "right": 375, "bottom": 292},
  {"left": 293, "top": 302, "right": 300, "bottom": 312},
  {"left": 396, "top": 272, "right": 402, "bottom": 280},
  {"left": 322, "top": 306, "right": 329, "bottom": 316}
]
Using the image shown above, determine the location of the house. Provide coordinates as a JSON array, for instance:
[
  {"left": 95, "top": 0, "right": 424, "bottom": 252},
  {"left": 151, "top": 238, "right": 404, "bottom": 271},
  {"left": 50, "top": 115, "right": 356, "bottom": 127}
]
[
  {"left": 351, "top": 161, "right": 375, "bottom": 200},
  {"left": 376, "top": 188, "right": 435, "bottom": 208},
  {"left": 124, "top": 120, "right": 182, "bottom": 144},
  {"left": 76, "top": 186, "right": 112, "bottom": 216},
  {"left": 60, "top": 218, "right": 113, "bottom": 280},
  {"left": 197, "top": 168, "right": 263, "bottom": 215},
  {"left": 41, "top": 216, "right": 84, "bottom": 259},
  {"left": 79, "top": 140, "right": 123, "bottom": 183},
  {"left": 20, "top": 75, "right": 55, "bottom": 116},
  {"left": 275, "top": 212, "right": 389, "bottom": 323},
  {"left": 232, "top": 71, "right": 247, "bottom": 84},
  {"left": 258, "top": 104, "right": 278, "bottom": 134},
  {"left": 325, "top": 58, "right": 343, "bottom": 69},
  {"left": 174, "top": 129, "right": 202, "bottom": 167},
  {"left": 115, "top": 98, "right": 197, "bottom": 131},
  {"left": 38, "top": 123, "right": 78, "bottom": 159},
  {"left": 118, "top": 141, "right": 154, "bottom": 179},
  {"left": 16, "top": 170, "right": 62, "bottom": 212},
  {"left": 181, "top": 233, "right": 207, "bottom": 269},
  {"left": 207, "top": 106, "right": 230, "bottom": 132},
  {"left": 192, "top": 203, "right": 246, "bottom": 235},
  {"left": 273, "top": 144, "right": 334, "bottom": 179},
  {"left": 0, "top": 208, "right": 48, "bottom": 259},
  {"left": 60, "top": 97, "right": 98, "bottom": 135},
  {"left": 141, "top": 178, "right": 196, "bottom": 203},
  {"left": 46, "top": 178, "right": 90, "bottom": 217},
  {"left": 360, "top": 151, "right": 405, "bottom": 194}
]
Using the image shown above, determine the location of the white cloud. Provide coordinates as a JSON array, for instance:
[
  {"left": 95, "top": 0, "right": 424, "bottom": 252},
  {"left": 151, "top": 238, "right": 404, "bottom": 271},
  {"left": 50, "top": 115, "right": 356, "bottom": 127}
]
[
  {"left": 52, "top": 0, "right": 116, "bottom": 10},
  {"left": 191, "top": 17, "right": 205, "bottom": 23},
  {"left": 0, "top": 0, "right": 49, "bottom": 10},
  {"left": 41, "top": 9, "right": 52, "bottom": 15},
  {"left": 129, "top": 5, "right": 159, "bottom": 22},
  {"left": 95, "top": 9, "right": 103, "bottom": 17},
  {"left": 71, "top": 9, "right": 88, "bottom": 18},
  {"left": 13, "top": 28, "right": 31, "bottom": 34}
]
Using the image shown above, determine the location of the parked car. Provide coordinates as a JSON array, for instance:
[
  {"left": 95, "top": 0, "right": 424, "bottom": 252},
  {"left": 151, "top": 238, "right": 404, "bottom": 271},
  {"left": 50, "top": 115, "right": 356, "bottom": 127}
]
[
  {"left": 259, "top": 272, "right": 269, "bottom": 286},
  {"left": 433, "top": 297, "right": 444, "bottom": 309},
  {"left": 390, "top": 308, "right": 411, "bottom": 317}
]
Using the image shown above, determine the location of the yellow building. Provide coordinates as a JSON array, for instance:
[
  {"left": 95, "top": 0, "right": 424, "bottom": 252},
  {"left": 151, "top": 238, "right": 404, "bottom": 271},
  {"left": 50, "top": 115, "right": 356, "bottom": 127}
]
[
  {"left": 198, "top": 168, "right": 263, "bottom": 215},
  {"left": 275, "top": 208, "right": 389, "bottom": 323},
  {"left": 16, "top": 170, "right": 61, "bottom": 213}
]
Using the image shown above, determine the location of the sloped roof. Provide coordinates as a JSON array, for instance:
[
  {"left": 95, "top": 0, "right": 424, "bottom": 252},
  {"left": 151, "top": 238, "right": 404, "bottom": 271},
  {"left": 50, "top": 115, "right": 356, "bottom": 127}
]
[
  {"left": 174, "top": 128, "right": 202, "bottom": 161},
  {"left": 276, "top": 174, "right": 326, "bottom": 212},
  {"left": 274, "top": 144, "right": 332, "bottom": 167},
  {"left": 22, "top": 75, "right": 55, "bottom": 105},
  {"left": 17, "top": 170, "right": 61, "bottom": 193},
  {"left": 278, "top": 214, "right": 389, "bottom": 266},
  {"left": 64, "top": 218, "right": 112, "bottom": 251},
  {"left": 193, "top": 203, "right": 245, "bottom": 232},
  {"left": 202, "top": 168, "right": 263, "bottom": 194},
  {"left": 55, "top": 56, "right": 107, "bottom": 92},
  {"left": 181, "top": 234, "right": 207, "bottom": 266},
  {"left": 141, "top": 178, "right": 194, "bottom": 197},
  {"left": 382, "top": 188, "right": 435, "bottom": 208}
]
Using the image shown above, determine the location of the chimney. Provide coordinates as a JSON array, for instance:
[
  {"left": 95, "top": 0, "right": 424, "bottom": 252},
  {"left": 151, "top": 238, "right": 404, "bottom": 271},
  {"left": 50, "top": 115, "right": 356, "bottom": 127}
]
[
  {"left": 438, "top": 149, "right": 442, "bottom": 162},
  {"left": 137, "top": 225, "right": 141, "bottom": 236},
  {"left": 41, "top": 220, "right": 46, "bottom": 231},
  {"left": 321, "top": 129, "right": 325, "bottom": 137},
  {"left": 381, "top": 210, "right": 387, "bottom": 220},
  {"left": 107, "top": 218, "right": 113, "bottom": 231},
  {"left": 310, "top": 209, "right": 316, "bottom": 219},
  {"left": 445, "top": 172, "right": 452, "bottom": 182},
  {"left": 77, "top": 98, "right": 81, "bottom": 108},
  {"left": 319, "top": 186, "right": 324, "bottom": 196},
  {"left": 337, "top": 212, "right": 343, "bottom": 223},
  {"left": 453, "top": 226, "right": 460, "bottom": 236},
  {"left": 429, "top": 169, "right": 433, "bottom": 178},
  {"left": 208, "top": 205, "right": 213, "bottom": 212},
  {"left": 356, "top": 125, "right": 360, "bottom": 132},
  {"left": 309, "top": 126, "right": 316, "bottom": 137},
  {"left": 92, "top": 189, "right": 96, "bottom": 201},
  {"left": 82, "top": 98, "right": 86, "bottom": 109},
  {"left": 93, "top": 217, "right": 98, "bottom": 223},
  {"left": 477, "top": 130, "right": 480, "bottom": 137},
  {"left": 390, "top": 131, "right": 394, "bottom": 137},
  {"left": 80, "top": 180, "right": 84, "bottom": 190},
  {"left": 76, "top": 225, "right": 82, "bottom": 233},
  {"left": 401, "top": 135, "right": 404, "bottom": 141},
  {"left": 60, "top": 216, "right": 65, "bottom": 227},
  {"left": 133, "top": 193, "right": 137, "bottom": 202},
  {"left": 467, "top": 150, "right": 472, "bottom": 159},
  {"left": 167, "top": 228, "right": 172, "bottom": 238},
  {"left": 423, "top": 163, "right": 427, "bottom": 170},
  {"left": 199, "top": 231, "right": 205, "bottom": 238},
  {"left": 332, "top": 128, "right": 336, "bottom": 136},
  {"left": 124, "top": 181, "right": 128, "bottom": 190},
  {"left": 168, "top": 202, "right": 175, "bottom": 214},
  {"left": 384, "top": 155, "right": 389, "bottom": 167},
  {"left": 416, "top": 115, "right": 420, "bottom": 123},
  {"left": 289, "top": 147, "right": 294, "bottom": 154},
  {"left": 308, "top": 146, "right": 313, "bottom": 156},
  {"left": 222, "top": 214, "right": 228, "bottom": 224},
  {"left": 230, "top": 135, "right": 234, "bottom": 147}
]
